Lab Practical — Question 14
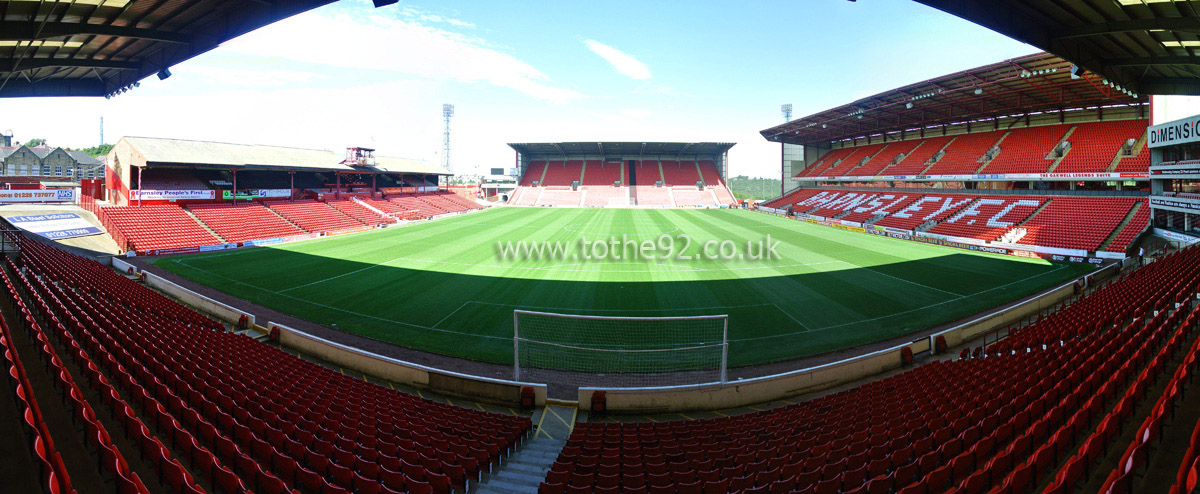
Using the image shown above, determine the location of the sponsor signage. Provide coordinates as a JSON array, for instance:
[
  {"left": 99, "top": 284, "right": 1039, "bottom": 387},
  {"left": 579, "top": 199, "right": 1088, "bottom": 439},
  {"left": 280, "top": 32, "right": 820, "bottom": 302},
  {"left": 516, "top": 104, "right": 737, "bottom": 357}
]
[
  {"left": 0, "top": 189, "right": 75, "bottom": 203},
  {"left": 1148, "top": 114, "right": 1200, "bottom": 148},
  {"left": 969, "top": 245, "right": 1008, "bottom": 255},
  {"left": 220, "top": 189, "right": 292, "bottom": 200},
  {"left": 810, "top": 172, "right": 1147, "bottom": 182},
  {"left": 7, "top": 212, "right": 102, "bottom": 239},
  {"left": 1150, "top": 196, "right": 1200, "bottom": 212},
  {"left": 1154, "top": 228, "right": 1200, "bottom": 245},
  {"left": 1152, "top": 167, "right": 1200, "bottom": 176},
  {"left": 131, "top": 189, "right": 215, "bottom": 201}
]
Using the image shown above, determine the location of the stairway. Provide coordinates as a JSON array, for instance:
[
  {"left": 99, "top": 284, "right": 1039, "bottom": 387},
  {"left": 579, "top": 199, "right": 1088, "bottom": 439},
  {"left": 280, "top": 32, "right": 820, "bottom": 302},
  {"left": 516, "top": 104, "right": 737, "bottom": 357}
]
[
  {"left": 1107, "top": 131, "right": 1150, "bottom": 172},
  {"left": 1098, "top": 202, "right": 1143, "bottom": 252},
  {"left": 1044, "top": 125, "right": 1078, "bottom": 173},
  {"left": 915, "top": 136, "right": 959, "bottom": 176},
  {"left": 182, "top": 207, "right": 229, "bottom": 243},
  {"left": 972, "top": 131, "right": 1012, "bottom": 174},
  {"left": 474, "top": 436, "right": 566, "bottom": 494}
]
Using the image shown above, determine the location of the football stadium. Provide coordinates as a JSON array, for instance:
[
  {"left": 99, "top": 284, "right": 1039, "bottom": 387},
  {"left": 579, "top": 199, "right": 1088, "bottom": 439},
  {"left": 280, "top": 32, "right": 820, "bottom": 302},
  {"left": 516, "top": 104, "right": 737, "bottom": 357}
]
[{"left": 4, "top": 1, "right": 1200, "bottom": 494}]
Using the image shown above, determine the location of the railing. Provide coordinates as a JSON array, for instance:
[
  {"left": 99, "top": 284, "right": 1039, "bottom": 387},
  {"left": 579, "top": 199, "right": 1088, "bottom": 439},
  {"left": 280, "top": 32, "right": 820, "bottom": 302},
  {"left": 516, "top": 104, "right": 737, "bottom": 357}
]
[{"left": 814, "top": 185, "right": 1150, "bottom": 197}]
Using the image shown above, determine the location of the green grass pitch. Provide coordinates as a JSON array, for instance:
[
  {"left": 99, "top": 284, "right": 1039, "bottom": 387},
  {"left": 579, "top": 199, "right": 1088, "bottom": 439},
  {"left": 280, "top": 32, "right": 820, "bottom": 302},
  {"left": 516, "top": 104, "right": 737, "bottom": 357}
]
[{"left": 153, "top": 207, "right": 1094, "bottom": 368}]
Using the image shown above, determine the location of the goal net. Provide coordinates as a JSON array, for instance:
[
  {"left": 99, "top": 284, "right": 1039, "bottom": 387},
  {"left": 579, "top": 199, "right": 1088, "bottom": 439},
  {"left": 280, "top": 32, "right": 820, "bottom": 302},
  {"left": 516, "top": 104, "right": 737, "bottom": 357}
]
[{"left": 514, "top": 310, "right": 728, "bottom": 387}]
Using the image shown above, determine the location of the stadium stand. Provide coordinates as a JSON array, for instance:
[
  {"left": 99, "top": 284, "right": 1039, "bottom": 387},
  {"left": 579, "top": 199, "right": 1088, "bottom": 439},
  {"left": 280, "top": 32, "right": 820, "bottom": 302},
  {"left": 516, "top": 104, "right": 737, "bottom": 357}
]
[
  {"left": 1106, "top": 201, "right": 1149, "bottom": 253},
  {"left": 428, "top": 191, "right": 484, "bottom": 213},
  {"left": 12, "top": 237, "right": 533, "bottom": 494},
  {"left": 839, "top": 193, "right": 922, "bottom": 223},
  {"left": 852, "top": 141, "right": 922, "bottom": 177},
  {"left": 584, "top": 187, "right": 629, "bottom": 207},
  {"left": 777, "top": 188, "right": 1149, "bottom": 254},
  {"left": 582, "top": 161, "right": 622, "bottom": 186},
  {"left": 978, "top": 126, "right": 1065, "bottom": 175},
  {"left": 1017, "top": 197, "right": 1138, "bottom": 252},
  {"left": 188, "top": 203, "right": 306, "bottom": 243},
  {"left": 632, "top": 186, "right": 673, "bottom": 207},
  {"left": 672, "top": 188, "right": 718, "bottom": 208},
  {"left": 537, "top": 188, "right": 583, "bottom": 207},
  {"left": 821, "top": 143, "right": 888, "bottom": 177},
  {"left": 797, "top": 120, "right": 1151, "bottom": 180},
  {"left": 879, "top": 136, "right": 954, "bottom": 177},
  {"left": 927, "top": 196, "right": 1044, "bottom": 241},
  {"left": 635, "top": 162, "right": 663, "bottom": 184},
  {"left": 101, "top": 205, "right": 224, "bottom": 254},
  {"left": 660, "top": 161, "right": 700, "bottom": 186},
  {"left": 358, "top": 197, "right": 423, "bottom": 221},
  {"left": 1056, "top": 120, "right": 1149, "bottom": 174},
  {"left": 265, "top": 200, "right": 366, "bottom": 233},
  {"left": 328, "top": 199, "right": 399, "bottom": 226},
  {"left": 922, "top": 130, "right": 1005, "bottom": 176},
  {"left": 871, "top": 194, "right": 976, "bottom": 230},
  {"left": 799, "top": 147, "right": 859, "bottom": 177},
  {"left": 0, "top": 256, "right": 158, "bottom": 494},
  {"left": 542, "top": 161, "right": 582, "bottom": 187},
  {"left": 390, "top": 195, "right": 447, "bottom": 217},
  {"left": 546, "top": 246, "right": 1200, "bottom": 494},
  {"left": 520, "top": 161, "right": 547, "bottom": 186},
  {"left": 698, "top": 161, "right": 736, "bottom": 205},
  {"left": 761, "top": 189, "right": 824, "bottom": 210}
]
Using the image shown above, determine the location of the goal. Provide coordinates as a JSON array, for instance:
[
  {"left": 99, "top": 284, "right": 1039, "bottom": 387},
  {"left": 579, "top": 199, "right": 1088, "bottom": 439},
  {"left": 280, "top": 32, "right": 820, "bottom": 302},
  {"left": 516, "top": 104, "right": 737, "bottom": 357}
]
[{"left": 513, "top": 310, "right": 728, "bottom": 387}]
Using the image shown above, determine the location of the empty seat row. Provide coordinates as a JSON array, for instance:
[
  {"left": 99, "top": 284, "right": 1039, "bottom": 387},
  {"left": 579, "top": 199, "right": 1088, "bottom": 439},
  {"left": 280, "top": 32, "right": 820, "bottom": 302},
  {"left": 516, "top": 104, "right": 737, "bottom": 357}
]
[
  {"left": 188, "top": 203, "right": 306, "bottom": 244},
  {"left": 798, "top": 119, "right": 1149, "bottom": 179},
  {"left": 264, "top": 200, "right": 365, "bottom": 234},
  {"left": 100, "top": 205, "right": 222, "bottom": 254},
  {"left": 15, "top": 238, "right": 533, "bottom": 494},
  {"left": 544, "top": 246, "right": 1200, "bottom": 494}
]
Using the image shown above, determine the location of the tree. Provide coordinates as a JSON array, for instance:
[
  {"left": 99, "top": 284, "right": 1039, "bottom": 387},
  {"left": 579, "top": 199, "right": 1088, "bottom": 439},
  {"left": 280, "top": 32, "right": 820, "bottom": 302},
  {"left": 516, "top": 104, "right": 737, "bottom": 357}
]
[
  {"left": 25, "top": 138, "right": 46, "bottom": 147},
  {"left": 68, "top": 144, "right": 114, "bottom": 157}
]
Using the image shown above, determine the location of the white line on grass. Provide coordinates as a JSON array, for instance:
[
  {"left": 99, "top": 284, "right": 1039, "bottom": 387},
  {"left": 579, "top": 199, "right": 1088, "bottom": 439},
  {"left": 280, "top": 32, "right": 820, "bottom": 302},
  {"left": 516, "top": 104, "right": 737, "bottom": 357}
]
[
  {"left": 728, "top": 264, "right": 1071, "bottom": 341},
  {"left": 169, "top": 261, "right": 512, "bottom": 340},
  {"left": 771, "top": 303, "right": 811, "bottom": 331},
  {"left": 464, "top": 300, "right": 780, "bottom": 313},
  {"left": 432, "top": 301, "right": 473, "bottom": 328},
  {"left": 835, "top": 260, "right": 964, "bottom": 297}
]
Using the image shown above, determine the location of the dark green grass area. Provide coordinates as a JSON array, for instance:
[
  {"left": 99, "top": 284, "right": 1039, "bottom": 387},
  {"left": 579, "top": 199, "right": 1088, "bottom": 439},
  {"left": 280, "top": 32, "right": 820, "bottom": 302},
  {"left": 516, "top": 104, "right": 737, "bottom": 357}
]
[{"left": 153, "top": 208, "right": 1094, "bottom": 367}]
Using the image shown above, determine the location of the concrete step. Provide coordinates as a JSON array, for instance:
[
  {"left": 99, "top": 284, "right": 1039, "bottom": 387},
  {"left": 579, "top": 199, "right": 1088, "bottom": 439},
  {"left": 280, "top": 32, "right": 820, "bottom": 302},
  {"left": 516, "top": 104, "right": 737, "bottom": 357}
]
[{"left": 475, "top": 436, "right": 566, "bottom": 493}]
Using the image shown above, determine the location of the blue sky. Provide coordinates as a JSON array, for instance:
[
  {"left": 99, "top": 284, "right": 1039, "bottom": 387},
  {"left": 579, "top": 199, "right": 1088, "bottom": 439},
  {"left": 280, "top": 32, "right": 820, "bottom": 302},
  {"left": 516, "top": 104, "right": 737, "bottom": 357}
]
[{"left": 4, "top": 0, "right": 1036, "bottom": 178}]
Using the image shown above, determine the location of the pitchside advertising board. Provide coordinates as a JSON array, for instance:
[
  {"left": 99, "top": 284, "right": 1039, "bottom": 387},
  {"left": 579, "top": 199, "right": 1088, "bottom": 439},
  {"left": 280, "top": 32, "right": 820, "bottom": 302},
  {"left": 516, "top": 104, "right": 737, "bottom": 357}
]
[
  {"left": 0, "top": 189, "right": 75, "bottom": 203},
  {"left": 7, "top": 213, "right": 102, "bottom": 239},
  {"left": 130, "top": 190, "right": 215, "bottom": 201}
]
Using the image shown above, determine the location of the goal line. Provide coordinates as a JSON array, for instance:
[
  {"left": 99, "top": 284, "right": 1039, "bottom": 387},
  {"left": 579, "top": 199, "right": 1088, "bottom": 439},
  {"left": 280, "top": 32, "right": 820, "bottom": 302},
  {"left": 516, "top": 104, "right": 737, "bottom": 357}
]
[{"left": 513, "top": 310, "right": 729, "bottom": 387}]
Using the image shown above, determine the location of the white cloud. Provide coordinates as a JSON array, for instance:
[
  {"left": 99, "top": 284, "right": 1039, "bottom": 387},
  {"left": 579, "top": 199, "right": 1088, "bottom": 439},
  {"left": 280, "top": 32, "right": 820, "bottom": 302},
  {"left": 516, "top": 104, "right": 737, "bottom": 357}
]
[
  {"left": 584, "top": 40, "right": 651, "bottom": 80},
  {"left": 222, "top": 9, "right": 580, "bottom": 103},
  {"left": 399, "top": 6, "right": 476, "bottom": 29},
  {"left": 172, "top": 66, "right": 326, "bottom": 87}
]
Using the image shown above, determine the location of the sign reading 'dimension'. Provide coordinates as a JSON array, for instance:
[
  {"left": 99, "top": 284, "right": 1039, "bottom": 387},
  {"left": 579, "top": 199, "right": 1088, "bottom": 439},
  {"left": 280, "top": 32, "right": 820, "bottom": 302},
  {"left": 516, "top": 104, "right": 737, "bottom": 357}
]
[
  {"left": 7, "top": 213, "right": 103, "bottom": 239},
  {"left": 1149, "top": 114, "right": 1200, "bottom": 149}
]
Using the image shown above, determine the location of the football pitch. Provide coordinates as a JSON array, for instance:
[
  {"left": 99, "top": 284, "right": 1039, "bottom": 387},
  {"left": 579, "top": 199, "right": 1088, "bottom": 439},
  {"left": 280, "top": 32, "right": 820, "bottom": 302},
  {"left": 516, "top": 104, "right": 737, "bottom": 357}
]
[{"left": 153, "top": 207, "right": 1094, "bottom": 367}]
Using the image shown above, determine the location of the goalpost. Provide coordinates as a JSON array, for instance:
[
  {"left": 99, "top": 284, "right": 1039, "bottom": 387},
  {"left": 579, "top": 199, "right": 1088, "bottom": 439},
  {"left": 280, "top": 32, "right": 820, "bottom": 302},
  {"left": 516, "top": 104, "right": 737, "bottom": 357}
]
[{"left": 513, "top": 310, "right": 728, "bottom": 387}]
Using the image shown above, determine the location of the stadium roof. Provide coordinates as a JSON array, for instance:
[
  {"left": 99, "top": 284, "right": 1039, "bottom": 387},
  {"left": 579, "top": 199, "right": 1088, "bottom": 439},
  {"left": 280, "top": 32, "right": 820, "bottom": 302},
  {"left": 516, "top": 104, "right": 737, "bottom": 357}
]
[
  {"left": 761, "top": 52, "right": 1148, "bottom": 146},
  {"left": 0, "top": 0, "right": 339, "bottom": 98},
  {"left": 508, "top": 142, "right": 736, "bottom": 159},
  {"left": 120, "top": 136, "right": 447, "bottom": 175},
  {"left": 915, "top": 0, "right": 1200, "bottom": 96}
]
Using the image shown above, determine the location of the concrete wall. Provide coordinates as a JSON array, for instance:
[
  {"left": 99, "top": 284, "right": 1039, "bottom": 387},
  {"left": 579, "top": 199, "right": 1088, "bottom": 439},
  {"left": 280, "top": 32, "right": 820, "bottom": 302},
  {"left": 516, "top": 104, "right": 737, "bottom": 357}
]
[
  {"left": 139, "top": 270, "right": 255, "bottom": 327},
  {"left": 272, "top": 322, "right": 546, "bottom": 408},
  {"left": 581, "top": 266, "right": 1102, "bottom": 414}
]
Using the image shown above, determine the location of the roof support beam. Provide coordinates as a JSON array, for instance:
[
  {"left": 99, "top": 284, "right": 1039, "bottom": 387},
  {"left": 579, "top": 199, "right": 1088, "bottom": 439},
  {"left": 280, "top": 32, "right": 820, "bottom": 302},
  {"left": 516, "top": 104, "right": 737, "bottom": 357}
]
[
  {"left": 1053, "top": 17, "right": 1200, "bottom": 40},
  {"left": 1100, "top": 56, "right": 1200, "bottom": 67},
  {"left": 0, "top": 20, "right": 193, "bottom": 44},
  {"left": 0, "top": 58, "right": 140, "bottom": 72}
]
